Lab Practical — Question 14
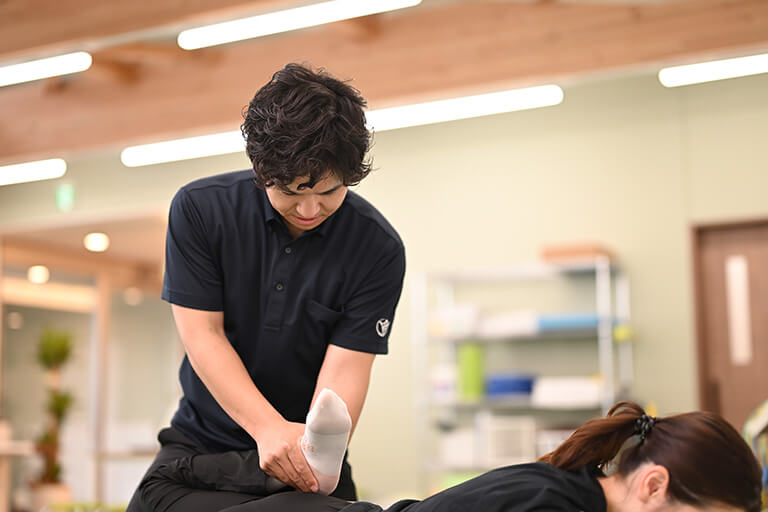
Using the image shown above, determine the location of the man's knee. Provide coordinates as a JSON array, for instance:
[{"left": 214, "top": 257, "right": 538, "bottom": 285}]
[{"left": 128, "top": 467, "right": 181, "bottom": 512}]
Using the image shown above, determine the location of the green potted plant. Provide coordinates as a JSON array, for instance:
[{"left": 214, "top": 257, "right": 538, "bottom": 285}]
[{"left": 30, "top": 328, "right": 74, "bottom": 510}]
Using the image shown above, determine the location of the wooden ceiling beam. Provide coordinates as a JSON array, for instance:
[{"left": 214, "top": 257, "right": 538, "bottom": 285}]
[
  {"left": 1, "top": 238, "right": 162, "bottom": 292},
  {"left": 1, "top": 0, "right": 767, "bottom": 165},
  {"left": 0, "top": 0, "right": 297, "bottom": 62}
]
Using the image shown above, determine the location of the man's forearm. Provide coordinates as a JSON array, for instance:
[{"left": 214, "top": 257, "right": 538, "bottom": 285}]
[
  {"left": 313, "top": 345, "right": 376, "bottom": 437},
  {"left": 184, "top": 330, "right": 282, "bottom": 439}
]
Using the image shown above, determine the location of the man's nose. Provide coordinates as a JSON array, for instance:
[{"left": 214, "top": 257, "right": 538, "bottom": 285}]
[{"left": 296, "top": 196, "right": 320, "bottom": 218}]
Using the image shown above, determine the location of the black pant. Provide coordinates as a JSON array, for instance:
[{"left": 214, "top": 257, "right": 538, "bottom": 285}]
[{"left": 126, "top": 427, "right": 357, "bottom": 512}]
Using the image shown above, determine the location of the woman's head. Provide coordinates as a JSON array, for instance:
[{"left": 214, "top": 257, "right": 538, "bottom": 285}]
[{"left": 539, "top": 401, "right": 762, "bottom": 512}]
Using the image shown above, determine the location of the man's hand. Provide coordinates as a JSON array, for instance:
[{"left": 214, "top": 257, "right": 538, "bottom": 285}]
[{"left": 255, "top": 419, "right": 318, "bottom": 493}]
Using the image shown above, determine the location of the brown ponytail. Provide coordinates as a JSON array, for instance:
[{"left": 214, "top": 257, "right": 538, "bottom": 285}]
[
  {"left": 538, "top": 401, "right": 762, "bottom": 512},
  {"left": 538, "top": 401, "right": 642, "bottom": 471}
]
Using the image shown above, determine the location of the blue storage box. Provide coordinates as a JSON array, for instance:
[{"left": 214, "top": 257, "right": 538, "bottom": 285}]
[
  {"left": 537, "top": 313, "right": 599, "bottom": 331},
  {"left": 486, "top": 373, "right": 535, "bottom": 396}
]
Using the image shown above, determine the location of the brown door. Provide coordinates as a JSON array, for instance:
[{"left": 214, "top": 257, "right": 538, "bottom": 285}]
[{"left": 693, "top": 221, "right": 768, "bottom": 431}]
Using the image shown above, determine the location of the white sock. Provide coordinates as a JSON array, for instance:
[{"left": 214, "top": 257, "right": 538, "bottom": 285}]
[{"left": 301, "top": 388, "right": 352, "bottom": 495}]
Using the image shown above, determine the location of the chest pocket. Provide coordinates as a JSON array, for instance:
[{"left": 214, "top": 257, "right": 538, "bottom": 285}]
[{"left": 298, "top": 300, "right": 344, "bottom": 370}]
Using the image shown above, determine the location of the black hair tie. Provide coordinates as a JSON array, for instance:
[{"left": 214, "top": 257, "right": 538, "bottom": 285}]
[{"left": 634, "top": 413, "right": 656, "bottom": 441}]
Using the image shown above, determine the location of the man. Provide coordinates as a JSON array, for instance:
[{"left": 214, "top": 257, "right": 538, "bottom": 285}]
[{"left": 127, "top": 63, "right": 406, "bottom": 512}]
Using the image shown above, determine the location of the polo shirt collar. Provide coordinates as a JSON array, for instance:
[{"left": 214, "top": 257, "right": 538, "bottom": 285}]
[
  {"left": 256, "top": 185, "right": 281, "bottom": 226},
  {"left": 311, "top": 200, "right": 343, "bottom": 237}
]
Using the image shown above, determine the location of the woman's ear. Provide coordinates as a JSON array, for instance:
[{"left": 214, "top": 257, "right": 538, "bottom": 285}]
[{"left": 636, "top": 464, "right": 671, "bottom": 508}]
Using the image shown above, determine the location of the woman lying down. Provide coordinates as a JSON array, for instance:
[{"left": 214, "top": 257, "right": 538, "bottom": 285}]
[{"left": 140, "top": 389, "right": 762, "bottom": 512}]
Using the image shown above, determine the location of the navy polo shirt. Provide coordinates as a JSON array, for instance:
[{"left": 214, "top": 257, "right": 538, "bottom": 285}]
[{"left": 162, "top": 170, "right": 406, "bottom": 452}]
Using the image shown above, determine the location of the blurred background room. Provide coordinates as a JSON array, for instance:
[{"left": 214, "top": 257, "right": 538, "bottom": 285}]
[{"left": 0, "top": 0, "right": 767, "bottom": 510}]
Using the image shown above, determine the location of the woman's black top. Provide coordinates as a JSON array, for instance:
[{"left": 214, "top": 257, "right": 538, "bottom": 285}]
[{"left": 343, "top": 463, "right": 607, "bottom": 512}]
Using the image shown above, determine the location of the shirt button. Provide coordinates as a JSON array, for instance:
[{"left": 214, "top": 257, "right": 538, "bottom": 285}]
[
  {"left": 284, "top": 247, "right": 292, "bottom": 254},
  {"left": 275, "top": 282, "right": 284, "bottom": 291}
]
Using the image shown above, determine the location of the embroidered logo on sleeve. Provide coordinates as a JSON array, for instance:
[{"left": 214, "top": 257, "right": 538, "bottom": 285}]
[{"left": 376, "top": 318, "right": 391, "bottom": 338}]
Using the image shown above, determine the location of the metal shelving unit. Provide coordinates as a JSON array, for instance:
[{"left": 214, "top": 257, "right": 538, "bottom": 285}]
[{"left": 410, "top": 256, "right": 633, "bottom": 488}]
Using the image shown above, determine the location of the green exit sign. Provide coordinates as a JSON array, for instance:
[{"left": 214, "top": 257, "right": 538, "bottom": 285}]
[{"left": 55, "top": 183, "right": 75, "bottom": 212}]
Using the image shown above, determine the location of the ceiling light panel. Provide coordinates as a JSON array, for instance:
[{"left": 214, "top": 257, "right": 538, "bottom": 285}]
[
  {"left": 659, "top": 53, "right": 768, "bottom": 87},
  {"left": 0, "top": 52, "right": 92, "bottom": 88},
  {"left": 121, "top": 131, "right": 244, "bottom": 167},
  {"left": 366, "top": 85, "right": 564, "bottom": 131},
  {"left": 178, "top": 0, "right": 422, "bottom": 50},
  {"left": 0, "top": 158, "right": 67, "bottom": 187}
]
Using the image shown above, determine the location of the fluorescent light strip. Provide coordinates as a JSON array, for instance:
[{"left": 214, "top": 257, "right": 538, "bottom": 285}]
[
  {"left": 0, "top": 158, "right": 67, "bottom": 186},
  {"left": 178, "top": 0, "right": 421, "bottom": 50},
  {"left": 121, "top": 85, "right": 564, "bottom": 166},
  {"left": 366, "top": 85, "right": 564, "bottom": 131},
  {"left": 659, "top": 53, "right": 768, "bottom": 87},
  {"left": 121, "top": 131, "right": 245, "bottom": 167},
  {"left": 0, "top": 52, "right": 92, "bottom": 88}
]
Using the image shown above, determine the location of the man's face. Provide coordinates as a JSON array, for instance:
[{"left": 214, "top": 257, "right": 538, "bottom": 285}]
[{"left": 265, "top": 173, "right": 347, "bottom": 238}]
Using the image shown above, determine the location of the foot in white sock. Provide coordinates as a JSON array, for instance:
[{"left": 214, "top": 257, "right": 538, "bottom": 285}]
[{"left": 301, "top": 388, "right": 352, "bottom": 495}]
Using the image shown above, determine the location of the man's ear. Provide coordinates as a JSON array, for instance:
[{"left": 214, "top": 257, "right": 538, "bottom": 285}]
[{"left": 637, "top": 464, "right": 671, "bottom": 507}]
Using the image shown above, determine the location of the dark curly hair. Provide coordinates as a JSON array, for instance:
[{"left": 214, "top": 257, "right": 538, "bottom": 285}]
[{"left": 241, "top": 63, "right": 373, "bottom": 188}]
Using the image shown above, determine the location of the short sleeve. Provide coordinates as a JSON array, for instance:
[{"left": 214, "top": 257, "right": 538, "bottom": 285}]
[
  {"left": 161, "top": 187, "right": 224, "bottom": 311},
  {"left": 330, "top": 238, "right": 406, "bottom": 354}
]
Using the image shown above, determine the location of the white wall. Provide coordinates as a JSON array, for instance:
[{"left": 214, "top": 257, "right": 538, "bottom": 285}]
[
  {"left": 103, "top": 292, "right": 183, "bottom": 504},
  {"left": 1, "top": 292, "right": 181, "bottom": 505},
  {"left": 1, "top": 70, "right": 767, "bottom": 503},
  {"left": 2, "top": 306, "right": 93, "bottom": 501}
]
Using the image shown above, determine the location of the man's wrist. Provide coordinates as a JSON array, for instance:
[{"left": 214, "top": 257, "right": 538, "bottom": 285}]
[{"left": 246, "top": 409, "right": 285, "bottom": 440}]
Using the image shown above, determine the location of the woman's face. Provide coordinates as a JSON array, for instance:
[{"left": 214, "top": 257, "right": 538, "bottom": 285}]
[{"left": 603, "top": 465, "right": 743, "bottom": 512}]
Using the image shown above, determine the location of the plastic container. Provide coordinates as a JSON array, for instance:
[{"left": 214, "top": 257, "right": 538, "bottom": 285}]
[
  {"left": 457, "top": 343, "right": 485, "bottom": 402},
  {"left": 485, "top": 373, "right": 535, "bottom": 397}
]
